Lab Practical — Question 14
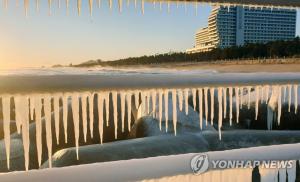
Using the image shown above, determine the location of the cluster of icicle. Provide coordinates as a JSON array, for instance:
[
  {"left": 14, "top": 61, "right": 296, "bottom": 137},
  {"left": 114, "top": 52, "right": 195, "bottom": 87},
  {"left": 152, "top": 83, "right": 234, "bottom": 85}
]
[
  {"left": 1, "top": 0, "right": 298, "bottom": 16},
  {"left": 0, "top": 83, "right": 299, "bottom": 171}
]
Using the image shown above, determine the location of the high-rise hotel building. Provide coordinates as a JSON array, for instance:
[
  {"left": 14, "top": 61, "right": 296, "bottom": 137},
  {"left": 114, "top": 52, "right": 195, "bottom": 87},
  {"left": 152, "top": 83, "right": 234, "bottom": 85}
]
[{"left": 186, "top": 6, "right": 297, "bottom": 53}]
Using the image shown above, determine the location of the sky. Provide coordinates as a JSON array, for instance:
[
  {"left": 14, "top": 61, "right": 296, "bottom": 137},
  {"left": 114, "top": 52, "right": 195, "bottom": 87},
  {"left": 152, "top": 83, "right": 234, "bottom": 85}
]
[{"left": 0, "top": 0, "right": 299, "bottom": 69}]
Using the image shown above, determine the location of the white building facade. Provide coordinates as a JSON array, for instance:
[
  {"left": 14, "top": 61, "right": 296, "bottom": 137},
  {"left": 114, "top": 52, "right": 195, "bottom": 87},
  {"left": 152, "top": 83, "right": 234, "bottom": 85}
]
[{"left": 187, "top": 6, "right": 297, "bottom": 53}]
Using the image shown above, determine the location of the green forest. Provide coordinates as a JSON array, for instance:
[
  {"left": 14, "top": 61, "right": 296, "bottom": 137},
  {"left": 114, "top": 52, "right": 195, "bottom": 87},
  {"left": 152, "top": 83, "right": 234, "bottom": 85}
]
[{"left": 74, "top": 37, "right": 300, "bottom": 67}]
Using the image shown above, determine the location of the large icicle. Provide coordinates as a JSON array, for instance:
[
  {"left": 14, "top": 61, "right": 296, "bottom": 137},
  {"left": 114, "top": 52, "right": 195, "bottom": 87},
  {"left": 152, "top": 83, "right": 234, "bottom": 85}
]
[
  {"left": 158, "top": 90, "right": 163, "bottom": 130},
  {"left": 172, "top": 89, "right": 177, "bottom": 135},
  {"left": 198, "top": 88, "right": 203, "bottom": 129},
  {"left": 210, "top": 87, "right": 215, "bottom": 125},
  {"left": 118, "top": 0, "right": 123, "bottom": 13},
  {"left": 134, "top": 90, "right": 140, "bottom": 109},
  {"left": 120, "top": 92, "right": 126, "bottom": 132},
  {"left": 43, "top": 96, "right": 53, "bottom": 168},
  {"left": 265, "top": 85, "right": 270, "bottom": 103},
  {"left": 71, "top": 93, "right": 80, "bottom": 160},
  {"left": 104, "top": 92, "right": 110, "bottom": 127},
  {"left": 184, "top": 89, "right": 189, "bottom": 115},
  {"left": 288, "top": 84, "right": 292, "bottom": 112},
  {"left": 53, "top": 94, "right": 61, "bottom": 144},
  {"left": 48, "top": 0, "right": 52, "bottom": 15},
  {"left": 151, "top": 90, "right": 157, "bottom": 117},
  {"left": 112, "top": 91, "right": 118, "bottom": 139},
  {"left": 204, "top": 87, "right": 208, "bottom": 125},
  {"left": 164, "top": 89, "right": 169, "bottom": 132},
  {"left": 81, "top": 93, "right": 88, "bottom": 142},
  {"left": 2, "top": 96, "right": 11, "bottom": 169},
  {"left": 223, "top": 87, "right": 227, "bottom": 118},
  {"left": 178, "top": 89, "right": 183, "bottom": 111},
  {"left": 240, "top": 87, "right": 244, "bottom": 109},
  {"left": 235, "top": 87, "right": 240, "bottom": 123},
  {"left": 192, "top": 88, "right": 197, "bottom": 111},
  {"left": 89, "top": 0, "right": 93, "bottom": 16},
  {"left": 14, "top": 96, "right": 31, "bottom": 170},
  {"left": 255, "top": 86, "right": 259, "bottom": 120},
  {"left": 77, "top": 0, "right": 82, "bottom": 16},
  {"left": 127, "top": 92, "right": 132, "bottom": 131},
  {"left": 218, "top": 88, "right": 223, "bottom": 140},
  {"left": 277, "top": 86, "right": 282, "bottom": 125},
  {"left": 33, "top": 95, "right": 43, "bottom": 167},
  {"left": 229, "top": 87, "right": 233, "bottom": 125},
  {"left": 294, "top": 84, "right": 298, "bottom": 113},
  {"left": 146, "top": 91, "right": 150, "bottom": 114},
  {"left": 88, "top": 93, "right": 94, "bottom": 138},
  {"left": 283, "top": 85, "right": 287, "bottom": 103},
  {"left": 97, "top": 92, "right": 104, "bottom": 144},
  {"left": 30, "top": 97, "right": 34, "bottom": 121},
  {"left": 247, "top": 86, "right": 251, "bottom": 109},
  {"left": 62, "top": 94, "right": 69, "bottom": 143}
]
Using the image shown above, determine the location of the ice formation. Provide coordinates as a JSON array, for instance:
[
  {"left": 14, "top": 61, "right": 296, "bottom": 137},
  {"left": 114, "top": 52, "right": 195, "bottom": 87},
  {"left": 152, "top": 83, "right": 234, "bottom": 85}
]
[{"left": 0, "top": 83, "right": 299, "bottom": 171}]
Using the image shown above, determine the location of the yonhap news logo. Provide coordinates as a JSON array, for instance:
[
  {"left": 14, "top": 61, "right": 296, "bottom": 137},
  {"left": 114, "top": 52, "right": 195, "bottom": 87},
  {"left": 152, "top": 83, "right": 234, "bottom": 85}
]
[
  {"left": 190, "top": 154, "right": 209, "bottom": 175},
  {"left": 190, "top": 153, "right": 294, "bottom": 175}
]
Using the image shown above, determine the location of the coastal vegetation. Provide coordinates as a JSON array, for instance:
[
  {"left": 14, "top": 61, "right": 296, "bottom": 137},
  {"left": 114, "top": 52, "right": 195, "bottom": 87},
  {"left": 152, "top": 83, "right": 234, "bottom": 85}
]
[{"left": 71, "top": 37, "right": 300, "bottom": 67}]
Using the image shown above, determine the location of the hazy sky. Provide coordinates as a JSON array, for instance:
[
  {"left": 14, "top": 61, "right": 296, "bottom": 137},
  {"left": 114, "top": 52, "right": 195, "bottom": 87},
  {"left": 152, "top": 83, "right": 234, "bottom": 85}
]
[{"left": 0, "top": 1, "right": 299, "bottom": 69}]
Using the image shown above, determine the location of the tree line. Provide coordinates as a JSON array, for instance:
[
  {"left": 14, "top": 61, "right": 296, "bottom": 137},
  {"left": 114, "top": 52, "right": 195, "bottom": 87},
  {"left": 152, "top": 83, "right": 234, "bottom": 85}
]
[{"left": 74, "top": 37, "right": 300, "bottom": 67}]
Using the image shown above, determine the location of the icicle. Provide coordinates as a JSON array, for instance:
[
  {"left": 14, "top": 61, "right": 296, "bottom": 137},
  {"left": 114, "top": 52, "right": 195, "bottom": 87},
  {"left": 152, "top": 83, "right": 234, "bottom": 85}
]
[
  {"left": 279, "top": 168, "right": 286, "bottom": 182},
  {"left": 89, "top": 0, "right": 93, "bottom": 16},
  {"left": 77, "top": 0, "right": 81, "bottom": 16},
  {"left": 134, "top": 0, "right": 137, "bottom": 9},
  {"left": 167, "top": 1, "right": 170, "bottom": 13},
  {"left": 141, "top": 0, "right": 144, "bottom": 14},
  {"left": 62, "top": 93, "right": 69, "bottom": 143},
  {"left": 152, "top": 1, "right": 155, "bottom": 8},
  {"left": 146, "top": 91, "right": 150, "bottom": 114},
  {"left": 97, "top": 0, "right": 101, "bottom": 8},
  {"left": 120, "top": 92, "right": 126, "bottom": 132},
  {"left": 223, "top": 87, "right": 227, "bottom": 118},
  {"left": 2, "top": 96, "right": 11, "bottom": 169},
  {"left": 178, "top": 89, "right": 183, "bottom": 111},
  {"left": 218, "top": 88, "right": 223, "bottom": 140},
  {"left": 118, "top": 0, "right": 122, "bottom": 13},
  {"left": 66, "top": 0, "right": 69, "bottom": 15},
  {"left": 33, "top": 95, "right": 42, "bottom": 167},
  {"left": 255, "top": 86, "right": 259, "bottom": 120},
  {"left": 229, "top": 87, "right": 233, "bottom": 125},
  {"left": 184, "top": 89, "right": 189, "bottom": 115},
  {"left": 194, "top": 1, "right": 197, "bottom": 15},
  {"left": 141, "top": 91, "right": 146, "bottom": 114},
  {"left": 112, "top": 91, "right": 118, "bottom": 139},
  {"left": 158, "top": 89, "right": 163, "bottom": 130},
  {"left": 127, "top": 0, "right": 130, "bottom": 7},
  {"left": 29, "top": 97, "right": 35, "bottom": 121},
  {"left": 48, "top": 0, "right": 52, "bottom": 15},
  {"left": 265, "top": 85, "right": 270, "bottom": 103},
  {"left": 4, "top": 0, "right": 8, "bottom": 9},
  {"left": 287, "top": 160, "right": 296, "bottom": 182},
  {"left": 24, "top": 0, "right": 30, "bottom": 16},
  {"left": 35, "top": 0, "right": 40, "bottom": 13},
  {"left": 104, "top": 92, "right": 110, "bottom": 127},
  {"left": 283, "top": 85, "right": 287, "bottom": 103},
  {"left": 204, "top": 87, "right": 208, "bottom": 125},
  {"left": 288, "top": 84, "right": 292, "bottom": 112},
  {"left": 81, "top": 93, "right": 88, "bottom": 142},
  {"left": 164, "top": 89, "right": 169, "bottom": 132},
  {"left": 43, "top": 96, "right": 53, "bottom": 168},
  {"left": 198, "top": 88, "right": 203, "bottom": 129},
  {"left": 151, "top": 90, "right": 157, "bottom": 117},
  {"left": 71, "top": 94, "right": 80, "bottom": 160},
  {"left": 192, "top": 88, "right": 196, "bottom": 111},
  {"left": 294, "top": 84, "right": 298, "bottom": 113},
  {"left": 88, "top": 93, "right": 94, "bottom": 138},
  {"left": 210, "top": 87, "right": 215, "bottom": 125},
  {"left": 184, "top": 1, "right": 187, "bottom": 13},
  {"left": 235, "top": 87, "right": 240, "bottom": 123},
  {"left": 159, "top": 1, "right": 162, "bottom": 11},
  {"left": 127, "top": 92, "right": 132, "bottom": 132},
  {"left": 134, "top": 90, "right": 140, "bottom": 109},
  {"left": 247, "top": 86, "right": 251, "bottom": 109},
  {"left": 97, "top": 92, "right": 104, "bottom": 144},
  {"left": 53, "top": 94, "right": 60, "bottom": 144},
  {"left": 240, "top": 87, "right": 243, "bottom": 109},
  {"left": 260, "top": 85, "right": 265, "bottom": 103},
  {"left": 172, "top": 89, "right": 177, "bottom": 135},
  {"left": 277, "top": 86, "right": 282, "bottom": 125}
]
